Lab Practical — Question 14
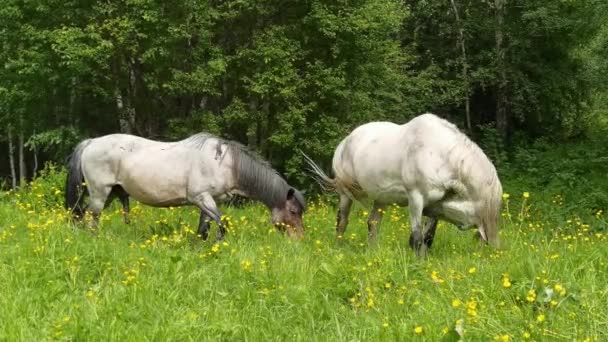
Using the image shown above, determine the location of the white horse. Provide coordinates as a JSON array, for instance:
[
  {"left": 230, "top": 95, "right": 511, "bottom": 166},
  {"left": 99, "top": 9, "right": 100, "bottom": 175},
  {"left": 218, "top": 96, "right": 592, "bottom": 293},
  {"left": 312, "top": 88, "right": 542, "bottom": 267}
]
[
  {"left": 305, "top": 113, "right": 502, "bottom": 256},
  {"left": 65, "top": 133, "right": 306, "bottom": 240}
]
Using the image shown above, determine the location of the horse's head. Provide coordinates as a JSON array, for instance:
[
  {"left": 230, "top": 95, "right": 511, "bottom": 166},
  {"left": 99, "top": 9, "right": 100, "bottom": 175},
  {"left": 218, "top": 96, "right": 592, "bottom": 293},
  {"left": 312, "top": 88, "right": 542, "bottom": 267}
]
[{"left": 271, "top": 188, "right": 306, "bottom": 239}]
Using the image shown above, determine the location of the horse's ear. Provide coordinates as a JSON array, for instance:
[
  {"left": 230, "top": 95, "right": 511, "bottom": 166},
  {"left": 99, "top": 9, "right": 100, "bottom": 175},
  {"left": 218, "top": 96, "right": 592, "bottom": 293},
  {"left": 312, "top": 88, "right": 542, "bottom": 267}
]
[{"left": 287, "top": 188, "right": 295, "bottom": 200}]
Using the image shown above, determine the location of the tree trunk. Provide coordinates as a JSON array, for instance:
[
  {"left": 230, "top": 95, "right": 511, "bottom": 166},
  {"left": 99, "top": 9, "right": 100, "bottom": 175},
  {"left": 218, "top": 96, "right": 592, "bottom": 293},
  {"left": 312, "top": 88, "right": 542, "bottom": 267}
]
[
  {"left": 247, "top": 99, "right": 258, "bottom": 149},
  {"left": 68, "top": 77, "right": 77, "bottom": 125},
  {"left": 260, "top": 101, "right": 270, "bottom": 158},
  {"left": 494, "top": 0, "right": 508, "bottom": 140},
  {"left": 32, "top": 144, "right": 38, "bottom": 179},
  {"left": 18, "top": 131, "right": 26, "bottom": 187},
  {"left": 7, "top": 127, "right": 17, "bottom": 190},
  {"left": 450, "top": 0, "right": 471, "bottom": 132},
  {"left": 128, "top": 57, "right": 138, "bottom": 134},
  {"left": 115, "top": 87, "right": 133, "bottom": 134}
]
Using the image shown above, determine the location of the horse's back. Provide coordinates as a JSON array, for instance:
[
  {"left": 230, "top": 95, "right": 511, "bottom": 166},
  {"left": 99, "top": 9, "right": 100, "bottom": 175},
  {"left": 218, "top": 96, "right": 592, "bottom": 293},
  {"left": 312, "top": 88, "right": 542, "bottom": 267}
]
[
  {"left": 332, "top": 121, "right": 407, "bottom": 201},
  {"left": 80, "top": 134, "right": 169, "bottom": 185}
]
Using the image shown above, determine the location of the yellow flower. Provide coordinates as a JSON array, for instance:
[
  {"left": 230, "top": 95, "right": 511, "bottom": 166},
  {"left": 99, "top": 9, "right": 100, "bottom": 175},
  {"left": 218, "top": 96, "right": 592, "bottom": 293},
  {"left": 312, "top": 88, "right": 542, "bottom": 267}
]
[
  {"left": 452, "top": 299, "right": 462, "bottom": 308},
  {"left": 240, "top": 259, "right": 252, "bottom": 271},
  {"left": 383, "top": 322, "right": 389, "bottom": 328},
  {"left": 414, "top": 326, "right": 423, "bottom": 335},
  {"left": 523, "top": 192, "right": 530, "bottom": 198},
  {"left": 468, "top": 267, "right": 477, "bottom": 274},
  {"left": 536, "top": 313, "right": 545, "bottom": 323},
  {"left": 502, "top": 277, "right": 512, "bottom": 288},
  {"left": 523, "top": 331, "right": 531, "bottom": 339},
  {"left": 502, "top": 193, "right": 510, "bottom": 200},
  {"left": 526, "top": 289, "right": 536, "bottom": 302},
  {"left": 494, "top": 335, "right": 510, "bottom": 342}
]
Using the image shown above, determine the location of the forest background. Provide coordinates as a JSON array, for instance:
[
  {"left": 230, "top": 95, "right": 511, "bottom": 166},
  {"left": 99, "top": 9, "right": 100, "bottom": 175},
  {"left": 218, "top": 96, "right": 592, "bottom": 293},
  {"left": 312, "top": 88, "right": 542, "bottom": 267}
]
[{"left": 1, "top": 0, "right": 607, "bottom": 207}]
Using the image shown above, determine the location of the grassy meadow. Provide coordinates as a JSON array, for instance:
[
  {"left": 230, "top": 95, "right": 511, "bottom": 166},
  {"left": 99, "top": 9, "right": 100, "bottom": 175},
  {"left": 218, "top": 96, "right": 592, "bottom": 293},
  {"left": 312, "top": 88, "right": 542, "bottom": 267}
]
[{"left": 0, "top": 167, "right": 607, "bottom": 341}]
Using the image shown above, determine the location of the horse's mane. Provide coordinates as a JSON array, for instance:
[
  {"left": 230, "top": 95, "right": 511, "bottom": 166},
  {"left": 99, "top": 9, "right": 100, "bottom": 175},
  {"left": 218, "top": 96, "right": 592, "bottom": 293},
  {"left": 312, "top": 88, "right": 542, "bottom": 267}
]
[
  {"left": 421, "top": 113, "right": 503, "bottom": 245},
  {"left": 181, "top": 133, "right": 306, "bottom": 210}
]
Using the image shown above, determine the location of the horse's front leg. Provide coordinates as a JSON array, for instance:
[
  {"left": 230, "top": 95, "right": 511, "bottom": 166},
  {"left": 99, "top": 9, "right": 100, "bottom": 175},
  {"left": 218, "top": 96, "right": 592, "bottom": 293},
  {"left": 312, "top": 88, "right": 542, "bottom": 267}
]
[
  {"left": 190, "top": 192, "right": 225, "bottom": 242},
  {"left": 421, "top": 207, "right": 440, "bottom": 249},
  {"left": 407, "top": 190, "right": 427, "bottom": 257},
  {"left": 197, "top": 211, "right": 211, "bottom": 240},
  {"left": 422, "top": 217, "right": 439, "bottom": 249},
  {"left": 336, "top": 194, "right": 353, "bottom": 240},
  {"left": 367, "top": 201, "right": 386, "bottom": 245}
]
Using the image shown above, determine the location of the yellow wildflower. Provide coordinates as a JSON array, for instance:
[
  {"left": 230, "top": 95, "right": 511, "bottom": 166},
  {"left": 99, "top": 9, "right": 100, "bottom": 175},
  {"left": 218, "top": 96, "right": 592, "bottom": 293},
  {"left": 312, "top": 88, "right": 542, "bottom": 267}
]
[
  {"left": 502, "top": 276, "right": 512, "bottom": 288},
  {"left": 526, "top": 289, "right": 536, "bottom": 302}
]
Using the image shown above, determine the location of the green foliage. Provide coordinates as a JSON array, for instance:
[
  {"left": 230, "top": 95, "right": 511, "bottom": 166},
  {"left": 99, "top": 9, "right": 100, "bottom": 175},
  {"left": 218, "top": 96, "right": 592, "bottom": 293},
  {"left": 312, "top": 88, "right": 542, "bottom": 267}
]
[
  {"left": 501, "top": 137, "right": 608, "bottom": 222},
  {"left": 25, "top": 127, "right": 81, "bottom": 161},
  {"left": 478, "top": 124, "right": 509, "bottom": 169},
  {"left": 0, "top": 0, "right": 607, "bottom": 187}
]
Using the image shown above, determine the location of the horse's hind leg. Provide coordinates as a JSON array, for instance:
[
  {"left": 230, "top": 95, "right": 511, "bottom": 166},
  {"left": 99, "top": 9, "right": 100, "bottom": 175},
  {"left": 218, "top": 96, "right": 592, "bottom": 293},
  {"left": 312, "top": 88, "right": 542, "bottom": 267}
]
[
  {"left": 110, "top": 185, "right": 130, "bottom": 224},
  {"left": 336, "top": 194, "right": 353, "bottom": 239},
  {"left": 87, "top": 185, "right": 112, "bottom": 230},
  {"left": 367, "top": 201, "right": 386, "bottom": 245},
  {"left": 407, "top": 190, "right": 427, "bottom": 257}
]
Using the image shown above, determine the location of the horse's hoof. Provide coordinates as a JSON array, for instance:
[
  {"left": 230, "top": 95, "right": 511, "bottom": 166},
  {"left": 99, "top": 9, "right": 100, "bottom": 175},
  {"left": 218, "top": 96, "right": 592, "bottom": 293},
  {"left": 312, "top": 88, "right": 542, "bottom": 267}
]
[
  {"left": 416, "top": 243, "right": 428, "bottom": 258},
  {"left": 423, "top": 235, "right": 435, "bottom": 249},
  {"left": 409, "top": 231, "right": 423, "bottom": 249}
]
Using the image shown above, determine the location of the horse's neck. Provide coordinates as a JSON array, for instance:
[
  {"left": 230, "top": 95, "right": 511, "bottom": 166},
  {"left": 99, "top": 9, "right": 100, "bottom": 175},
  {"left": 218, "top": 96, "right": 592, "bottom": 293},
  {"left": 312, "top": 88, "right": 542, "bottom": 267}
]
[{"left": 232, "top": 159, "right": 287, "bottom": 209}]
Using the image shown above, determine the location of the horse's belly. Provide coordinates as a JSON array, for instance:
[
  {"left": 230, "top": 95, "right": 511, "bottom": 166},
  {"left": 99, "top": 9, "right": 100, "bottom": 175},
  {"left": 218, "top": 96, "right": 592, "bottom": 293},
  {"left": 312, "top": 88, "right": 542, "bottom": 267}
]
[
  {"left": 121, "top": 181, "right": 188, "bottom": 207},
  {"left": 118, "top": 154, "right": 190, "bottom": 206},
  {"left": 358, "top": 179, "right": 409, "bottom": 205}
]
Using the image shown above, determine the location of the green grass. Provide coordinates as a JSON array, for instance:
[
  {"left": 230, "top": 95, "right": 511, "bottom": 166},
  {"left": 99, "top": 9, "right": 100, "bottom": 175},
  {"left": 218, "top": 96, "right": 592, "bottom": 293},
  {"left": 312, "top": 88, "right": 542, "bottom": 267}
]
[{"left": 0, "top": 176, "right": 607, "bottom": 341}]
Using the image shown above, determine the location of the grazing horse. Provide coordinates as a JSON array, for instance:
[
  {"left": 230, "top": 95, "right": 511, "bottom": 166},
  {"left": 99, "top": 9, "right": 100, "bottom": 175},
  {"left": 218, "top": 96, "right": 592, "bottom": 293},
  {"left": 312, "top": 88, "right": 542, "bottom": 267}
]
[
  {"left": 304, "top": 113, "right": 502, "bottom": 256},
  {"left": 65, "top": 133, "right": 306, "bottom": 240}
]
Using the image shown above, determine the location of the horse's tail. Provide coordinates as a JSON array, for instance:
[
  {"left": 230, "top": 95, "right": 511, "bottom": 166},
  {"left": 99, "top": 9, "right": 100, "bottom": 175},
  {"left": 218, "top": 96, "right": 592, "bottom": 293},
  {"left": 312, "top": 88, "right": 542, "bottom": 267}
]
[
  {"left": 65, "top": 139, "right": 92, "bottom": 220},
  {"left": 300, "top": 151, "right": 337, "bottom": 192},
  {"left": 480, "top": 175, "right": 503, "bottom": 248}
]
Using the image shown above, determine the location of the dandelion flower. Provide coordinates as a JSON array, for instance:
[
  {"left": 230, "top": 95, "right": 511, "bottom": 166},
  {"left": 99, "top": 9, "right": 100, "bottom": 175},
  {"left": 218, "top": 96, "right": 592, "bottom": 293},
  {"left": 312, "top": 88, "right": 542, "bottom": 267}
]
[
  {"left": 523, "top": 192, "right": 530, "bottom": 199},
  {"left": 536, "top": 313, "right": 545, "bottom": 323},
  {"left": 414, "top": 326, "right": 423, "bottom": 335}
]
